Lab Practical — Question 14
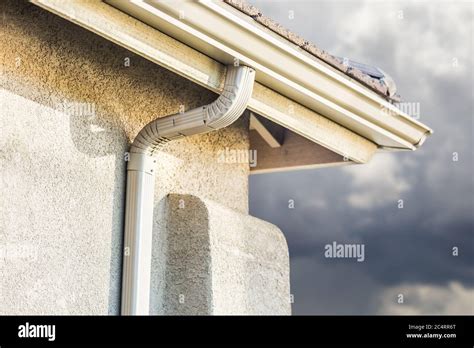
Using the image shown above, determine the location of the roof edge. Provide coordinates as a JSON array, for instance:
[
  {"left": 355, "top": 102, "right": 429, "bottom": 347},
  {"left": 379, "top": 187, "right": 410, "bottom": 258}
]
[
  {"left": 31, "top": 0, "right": 431, "bottom": 158},
  {"left": 223, "top": 0, "right": 397, "bottom": 102}
]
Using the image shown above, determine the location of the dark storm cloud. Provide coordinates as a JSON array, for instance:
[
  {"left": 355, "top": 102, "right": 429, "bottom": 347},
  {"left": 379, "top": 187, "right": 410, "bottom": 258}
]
[{"left": 249, "top": 0, "right": 473, "bottom": 314}]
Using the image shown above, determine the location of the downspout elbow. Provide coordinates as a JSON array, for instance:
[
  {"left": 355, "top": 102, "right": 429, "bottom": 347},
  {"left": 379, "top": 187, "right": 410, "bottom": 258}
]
[{"left": 130, "top": 65, "right": 255, "bottom": 156}]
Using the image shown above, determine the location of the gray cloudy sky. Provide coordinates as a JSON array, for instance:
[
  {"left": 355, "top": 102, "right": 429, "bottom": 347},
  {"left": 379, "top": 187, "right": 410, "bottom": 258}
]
[{"left": 248, "top": 0, "right": 473, "bottom": 315}]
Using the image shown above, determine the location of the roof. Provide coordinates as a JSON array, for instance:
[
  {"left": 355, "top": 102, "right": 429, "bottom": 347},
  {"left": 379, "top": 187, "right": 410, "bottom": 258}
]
[{"left": 224, "top": 0, "right": 400, "bottom": 102}]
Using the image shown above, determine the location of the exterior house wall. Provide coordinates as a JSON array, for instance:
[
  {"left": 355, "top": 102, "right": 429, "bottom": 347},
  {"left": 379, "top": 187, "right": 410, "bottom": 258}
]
[
  {"left": 0, "top": 1, "right": 290, "bottom": 315},
  {"left": 161, "top": 194, "right": 290, "bottom": 315}
]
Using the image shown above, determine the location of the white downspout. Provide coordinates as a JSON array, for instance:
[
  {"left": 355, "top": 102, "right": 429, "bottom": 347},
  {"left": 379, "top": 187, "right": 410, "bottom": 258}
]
[{"left": 121, "top": 65, "right": 256, "bottom": 315}]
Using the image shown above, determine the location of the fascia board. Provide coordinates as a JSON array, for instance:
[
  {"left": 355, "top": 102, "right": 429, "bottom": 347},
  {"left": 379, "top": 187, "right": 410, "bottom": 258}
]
[
  {"left": 31, "top": 0, "right": 378, "bottom": 163},
  {"left": 104, "top": 0, "right": 432, "bottom": 150}
]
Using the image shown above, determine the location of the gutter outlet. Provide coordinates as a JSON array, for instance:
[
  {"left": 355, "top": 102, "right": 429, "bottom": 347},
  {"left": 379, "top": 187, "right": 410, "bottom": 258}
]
[{"left": 121, "top": 65, "right": 255, "bottom": 315}]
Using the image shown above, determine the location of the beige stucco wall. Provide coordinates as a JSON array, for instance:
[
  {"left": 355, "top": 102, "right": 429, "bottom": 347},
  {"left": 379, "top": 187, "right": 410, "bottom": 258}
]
[
  {"left": 0, "top": 0, "right": 289, "bottom": 315},
  {"left": 160, "top": 194, "right": 290, "bottom": 315}
]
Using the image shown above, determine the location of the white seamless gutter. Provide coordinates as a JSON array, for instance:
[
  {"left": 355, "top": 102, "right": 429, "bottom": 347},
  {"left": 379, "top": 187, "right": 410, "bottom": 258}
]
[
  {"left": 121, "top": 65, "right": 255, "bottom": 315},
  {"left": 107, "top": 0, "right": 433, "bottom": 150}
]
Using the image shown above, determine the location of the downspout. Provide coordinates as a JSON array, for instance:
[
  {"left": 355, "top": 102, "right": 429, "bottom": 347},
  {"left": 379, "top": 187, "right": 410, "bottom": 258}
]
[{"left": 121, "top": 65, "right": 256, "bottom": 315}]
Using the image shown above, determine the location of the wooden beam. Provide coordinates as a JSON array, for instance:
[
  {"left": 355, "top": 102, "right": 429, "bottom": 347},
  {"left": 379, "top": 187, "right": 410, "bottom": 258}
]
[
  {"left": 250, "top": 129, "right": 352, "bottom": 174},
  {"left": 249, "top": 112, "right": 284, "bottom": 148}
]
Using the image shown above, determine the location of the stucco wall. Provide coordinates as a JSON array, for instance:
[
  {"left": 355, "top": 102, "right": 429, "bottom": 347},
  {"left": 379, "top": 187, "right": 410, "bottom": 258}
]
[
  {"left": 0, "top": 0, "right": 289, "bottom": 315},
  {"left": 159, "top": 194, "right": 290, "bottom": 315}
]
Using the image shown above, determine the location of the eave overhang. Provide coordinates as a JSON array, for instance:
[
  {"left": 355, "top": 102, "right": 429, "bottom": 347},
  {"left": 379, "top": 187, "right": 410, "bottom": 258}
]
[
  {"left": 106, "top": 0, "right": 433, "bottom": 151},
  {"left": 31, "top": 0, "right": 432, "bottom": 166}
]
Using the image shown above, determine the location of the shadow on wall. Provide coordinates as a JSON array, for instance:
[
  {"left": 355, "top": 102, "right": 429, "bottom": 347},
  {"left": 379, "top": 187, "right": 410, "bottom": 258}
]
[
  {"left": 148, "top": 194, "right": 291, "bottom": 315},
  {"left": 1, "top": 0, "right": 128, "bottom": 314},
  {"left": 1, "top": 0, "right": 215, "bottom": 314},
  {"left": 68, "top": 110, "right": 127, "bottom": 315},
  {"left": 150, "top": 195, "right": 213, "bottom": 315}
]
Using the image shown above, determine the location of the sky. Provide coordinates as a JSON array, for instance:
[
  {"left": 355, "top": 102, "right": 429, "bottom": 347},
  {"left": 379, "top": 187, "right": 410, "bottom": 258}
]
[{"left": 248, "top": 0, "right": 473, "bottom": 315}]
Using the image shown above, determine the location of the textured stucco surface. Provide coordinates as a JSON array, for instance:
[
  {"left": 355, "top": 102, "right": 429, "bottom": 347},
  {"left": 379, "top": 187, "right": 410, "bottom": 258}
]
[
  {"left": 0, "top": 1, "right": 252, "bottom": 314},
  {"left": 160, "top": 194, "right": 291, "bottom": 315}
]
